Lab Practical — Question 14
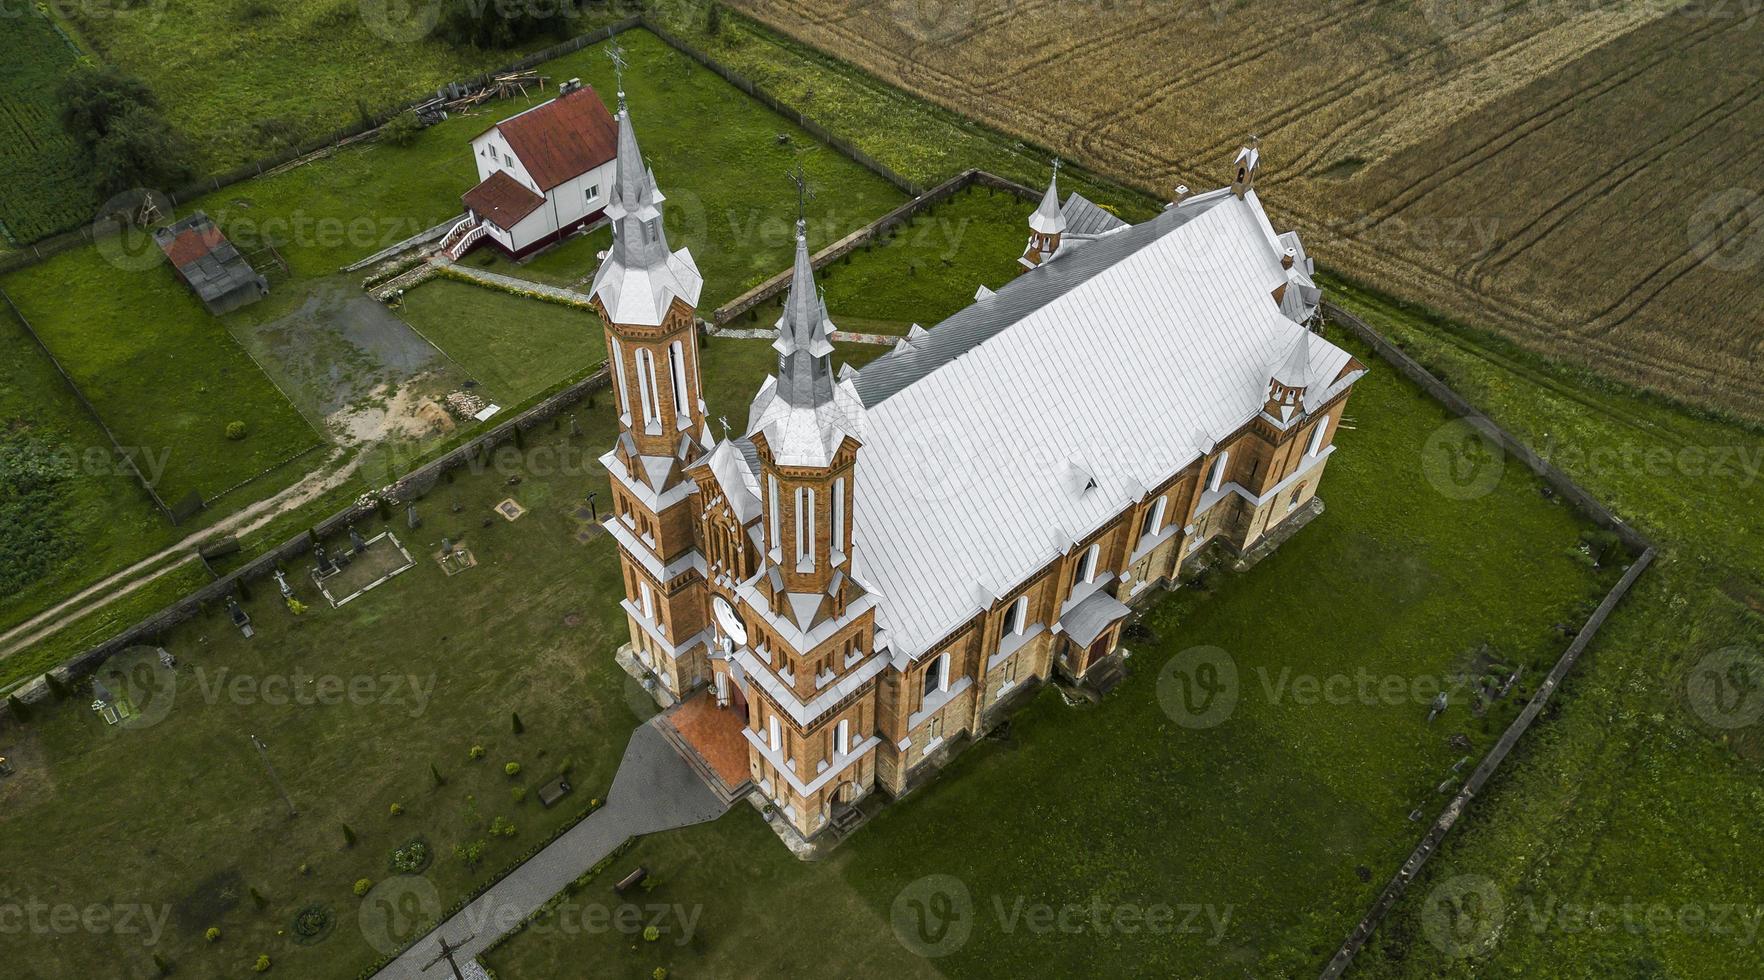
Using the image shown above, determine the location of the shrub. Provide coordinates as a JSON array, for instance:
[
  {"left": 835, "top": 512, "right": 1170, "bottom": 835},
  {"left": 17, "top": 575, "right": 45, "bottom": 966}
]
[
  {"left": 286, "top": 598, "right": 307, "bottom": 616},
  {"left": 291, "top": 904, "right": 331, "bottom": 939},
  {"left": 225, "top": 420, "right": 248, "bottom": 441},
  {"left": 5, "top": 694, "right": 28, "bottom": 722},
  {"left": 205, "top": 927, "right": 221, "bottom": 943},
  {"left": 389, "top": 838, "right": 431, "bottom": 874},
  {"left": 511, "top": 786, "right": 527, "bottom": 804},
  {"left": 468, "top": 745, "right": 486, "bottom": 761},
  {"left": 489, "top": 816, "right": 516, "bottom": 838},
  {"left": 353, "top": 878, "right": 374, "bottom": 897},
  {"left": 504, "top": 762, "right": 521, "bottom": 778},
  {"left": 152, "top": 952, "right": 170, "bottom": 976},
  {"left": 643, "top": 925, "right": 660, "bottom": 942},
  {"left": 653, "top": 969, "right": 669, "bottom": 980},
  {"left": 44, "top": 672, "right": 70, "bottom": 700},
  {"left": 389, "top": 803, "right": 404, "bottom": 817},
  {"left": 253, "top": 954, "right": 270, "bottom": 972},
  {"left": 380, "top": 112, "right": 423, "bottom": 147},
  {"left": 454, "top": 839, "right": 487, "bottom": 868}
]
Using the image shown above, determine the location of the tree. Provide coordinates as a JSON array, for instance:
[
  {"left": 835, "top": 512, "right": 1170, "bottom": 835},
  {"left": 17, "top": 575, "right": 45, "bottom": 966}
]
[
  {"left": 44, "top": 672, "right": 70, "bottom": 700},
  {"left": 152, "top": 952, "right": 171, "bottom": 976},
  {"left": 6, "top": 694, "right": 29, "bottom": 722},
  {"left": 249, "top": 886, "right": 267, "bottom": 910},
  {"left": 90, "top": 106, "right": 198, "bottom": 199},
  {"left": 707, "top": 2, "right": 722, "bottom": 35},
  {"left": 341, "top": 824, "right": 357, "bottom": 848},
  {"left": 58, "top": 65, "right": 157, "bottom": 144},
  {"left": 511, "top": 712, "right": 524, "bottom": 735},
  {"left": 430, "top": 763, "right": 446, "bottom": 787}
]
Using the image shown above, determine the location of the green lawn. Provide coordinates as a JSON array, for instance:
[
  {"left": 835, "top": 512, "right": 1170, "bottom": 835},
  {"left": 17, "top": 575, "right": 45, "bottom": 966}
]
[
  {"left": 817, "top": 183, "right": 1032, "bottom": 334},
  {"left": 397, "top": 280, "right": 606, "bottom": 405},
  {"left": 481, "top": 214, "right": 1617, "bottom": 978},
  {"left": 1324, "top": 279, "right": 1764, "bottom": 979},
  {"left": 58, "top": 2, "right": 627, "bottom": 174}
]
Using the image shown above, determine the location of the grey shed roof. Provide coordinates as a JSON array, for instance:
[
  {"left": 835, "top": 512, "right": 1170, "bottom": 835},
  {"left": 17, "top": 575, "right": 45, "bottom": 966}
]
[{"left": 1061, "top": 192, "right": 1130, "bottom": 237}]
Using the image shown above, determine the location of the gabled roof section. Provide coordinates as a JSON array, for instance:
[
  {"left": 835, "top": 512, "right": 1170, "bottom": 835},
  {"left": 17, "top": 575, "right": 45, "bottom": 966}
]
[
  {"left": 482, "top": 85, "right": 618, "bottom": 191},
  {"left": 847, "top": 187, "right": 1361, "bottom": 660},
  {"left": 462, "top": 170, "right": 546, "bottom": 230},
  {"left": 1061, "top": 192, "right": 1129, "bottom": 237}
]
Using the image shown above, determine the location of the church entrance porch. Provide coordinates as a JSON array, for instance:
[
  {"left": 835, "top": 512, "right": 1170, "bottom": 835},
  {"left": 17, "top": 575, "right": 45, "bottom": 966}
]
[{"left": 656, "top": 691, "right": 753, "bottom": 807}]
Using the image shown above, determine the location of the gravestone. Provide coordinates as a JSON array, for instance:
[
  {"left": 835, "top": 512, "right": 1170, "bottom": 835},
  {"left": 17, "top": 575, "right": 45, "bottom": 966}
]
[
  {"left": 275, "top": 570, "right": 294, "bottom": 597},
  {"left": 349, "top": 526, "right": 368, "bottom": 555},
  {"left": 1426, "top": 692, "right": 1448, "bottom": 723},
  {"left": 314, "top": 545, "right": 338, "bottom": 577},
  {"left": 407, "top": 504, "right": 422, "bottom": 530}
]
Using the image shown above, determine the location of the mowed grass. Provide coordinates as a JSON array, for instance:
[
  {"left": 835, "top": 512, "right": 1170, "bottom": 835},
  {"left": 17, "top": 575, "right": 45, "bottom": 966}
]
[
  {"left": 0, "top": 8, "right": 93, "bottom": 243},
  {"left": 1326, "top": 281, "right": 1764, "bottom": 979},
  {"left": 482, "top": 221, "right": 1616, "bottom": 978},
  {"left": 60, "top": 2, "right": 626, "bottom": 173},
  {"left": 397, "top": 280, "right": 606, "bottom": 404},
  {"left": 0, "top": 333, "right": 881, "bottom": 980},
  {"left": 0, "top": 247, "right": 320, "bottom": 505}
]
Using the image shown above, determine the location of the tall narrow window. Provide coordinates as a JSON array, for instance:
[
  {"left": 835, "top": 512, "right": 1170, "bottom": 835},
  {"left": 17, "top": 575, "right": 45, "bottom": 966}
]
[
  {"left": 635, "top": 349, "right": 660, "bottom": 425},
  {"left": 832, "top": 478, "right": 846, "bottom": 556},
  {"left": 1074, "top": 543, "right": 1100, "bottom": 587},
  {"left": 922, "top": 653, "right": 949, "bottom": 700},
  {"left": 1005, "top": 594, "right": 1028, "bottom": 635},
  {"left": 1142, "top": 496, "right": 1168, "bottom": 538},
  {"left": 1208, "top": 451, "right": 1230, "bottom": 492},
  {"left": 1307, "top": 418, "right": 1328, "bottom": 457},
  {"left": 768, "top": 715, "right": 781, "bottom": 753},
  {"left": 611, "top": 337, "right": 629, "bottom": 415},
  {"left": 767, "top": 475, "right": 780, "bottom": 552},
  {"left": 639, "top": 580, "right": 654, "bottom": 620},
  {"left": 668, "top": 341, "right": 690, "bottom": 418},
  {"left": 795, "top": 487, "right": 815, "bottom": 566},
  {"left": 835, "top": 719, "right": 851, "bottom": 756}
]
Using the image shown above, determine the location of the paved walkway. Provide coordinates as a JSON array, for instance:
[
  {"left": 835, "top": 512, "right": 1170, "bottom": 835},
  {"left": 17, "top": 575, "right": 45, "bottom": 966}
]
[{"left": 373, "top": 718, "right": 730, "bottom": 979}]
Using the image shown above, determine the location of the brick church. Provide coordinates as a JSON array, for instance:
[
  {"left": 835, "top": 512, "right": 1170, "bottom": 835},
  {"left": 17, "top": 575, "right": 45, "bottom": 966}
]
[{"left": 591, "top": 96, "right": 1365, "bottom": 841}]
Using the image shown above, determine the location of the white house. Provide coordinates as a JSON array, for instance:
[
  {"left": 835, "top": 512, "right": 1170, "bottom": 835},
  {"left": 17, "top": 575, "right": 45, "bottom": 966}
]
[{"left": 441, "top": 79, "right": 620, "bottom": 260}]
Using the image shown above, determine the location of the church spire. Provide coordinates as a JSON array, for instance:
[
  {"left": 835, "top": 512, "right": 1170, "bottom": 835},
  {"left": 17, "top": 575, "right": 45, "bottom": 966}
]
[
  {"left": 1019, "top": 158, "right": 1066, "bottom": 271},
  {"left": 589, "top": 87, "right": 702, "bottom": 328}
]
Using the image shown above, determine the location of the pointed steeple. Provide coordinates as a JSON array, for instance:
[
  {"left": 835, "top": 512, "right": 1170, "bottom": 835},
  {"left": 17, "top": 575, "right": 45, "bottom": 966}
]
[
  {"left": 746, "top": 212, "right": 865, "bottom": 468},
  {"left": 773, "top": 217, "right": 838, "bottom": 408},
  {"left": 1263, "top": 330, "right": 1313, "bottom": 424},
  {"left": 1029, "top": 158, "right": 1066, "bottom": 236},
  {"left": 1020, "top": 158, "right": 1066, "bottom": 272},
  {"left": 590, "top": 97, "right": 702, "bottom": 327}
]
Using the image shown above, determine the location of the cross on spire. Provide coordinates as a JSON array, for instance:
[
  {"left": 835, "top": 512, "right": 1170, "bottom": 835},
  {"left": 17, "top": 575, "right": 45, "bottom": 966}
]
[
  {"left": 606, "top": 40, "right": 629, "bottom": 111},
  {"left": 787, "top": 163, "right": 816, "bottom": 232},
  {"left": 1051, "top": 156, "right": 1062, "bottom": 181}
]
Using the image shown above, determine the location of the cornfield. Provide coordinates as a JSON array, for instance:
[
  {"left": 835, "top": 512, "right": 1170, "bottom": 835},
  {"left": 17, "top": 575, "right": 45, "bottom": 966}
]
[
  {"left": 0, "top": 11, "right": 96, "bottom": 245},
  {"left": 734, "top": 0, "right": 1764, "bottom": 419}
]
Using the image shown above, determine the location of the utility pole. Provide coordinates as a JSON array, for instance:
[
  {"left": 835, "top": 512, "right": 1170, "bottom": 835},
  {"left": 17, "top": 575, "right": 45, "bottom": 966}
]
[
  {"left": 250, "top": 734, "right": 297, "bottom": 818},
  {"left": 422, "top": 931, "right": 475, "bottom": 980}
]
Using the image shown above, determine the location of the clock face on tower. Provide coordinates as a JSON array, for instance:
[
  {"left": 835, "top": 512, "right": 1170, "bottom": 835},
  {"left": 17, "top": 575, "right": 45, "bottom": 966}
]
[{"left": 713, "top": 596, "right": 748, "bottom": 645}]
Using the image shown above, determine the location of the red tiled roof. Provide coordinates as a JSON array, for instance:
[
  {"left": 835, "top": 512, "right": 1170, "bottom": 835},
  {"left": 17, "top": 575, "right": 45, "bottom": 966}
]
[
  {"left": 482, "top": 85, "right": 617, "bottom": 191},
  {"left": 159, "top": 223, "right": 227, "bottom": 269},
  {"left": 462, "top": 170, "right": 546, "bottom": 231}
]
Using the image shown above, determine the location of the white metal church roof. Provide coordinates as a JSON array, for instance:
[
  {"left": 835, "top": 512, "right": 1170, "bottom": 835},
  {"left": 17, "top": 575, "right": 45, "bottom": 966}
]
[{"left": 846, "top": 189, "right": 1358, "bottom": 661}]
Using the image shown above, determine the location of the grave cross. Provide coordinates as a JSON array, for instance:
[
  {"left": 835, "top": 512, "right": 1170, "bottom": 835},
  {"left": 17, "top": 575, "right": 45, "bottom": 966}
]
[{"left": 422, "top": 931, "right": 476, "bottom": 980}]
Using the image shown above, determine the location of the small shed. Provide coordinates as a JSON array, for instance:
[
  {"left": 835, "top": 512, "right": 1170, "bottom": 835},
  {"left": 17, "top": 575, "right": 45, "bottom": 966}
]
[{"left": 154, "top": 212, "right": 269, "bottom": 315}]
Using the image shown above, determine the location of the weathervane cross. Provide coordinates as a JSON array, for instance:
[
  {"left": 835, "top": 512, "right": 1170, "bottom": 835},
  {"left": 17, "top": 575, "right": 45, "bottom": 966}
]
[
  {"left": 606, "top": 40, "right": 629, "bottom": 110},
  {"left": 787, "top": 164, "right": 816, "bottom": 226},
  {"left": 1051, "top": 156, "right": 1062, "bottom": 180}
]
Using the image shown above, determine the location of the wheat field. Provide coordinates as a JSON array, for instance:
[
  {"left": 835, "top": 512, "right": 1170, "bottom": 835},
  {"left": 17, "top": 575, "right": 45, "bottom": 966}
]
[{"left": 732, "top": 0, "right": 1764, "bottom": 419}]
